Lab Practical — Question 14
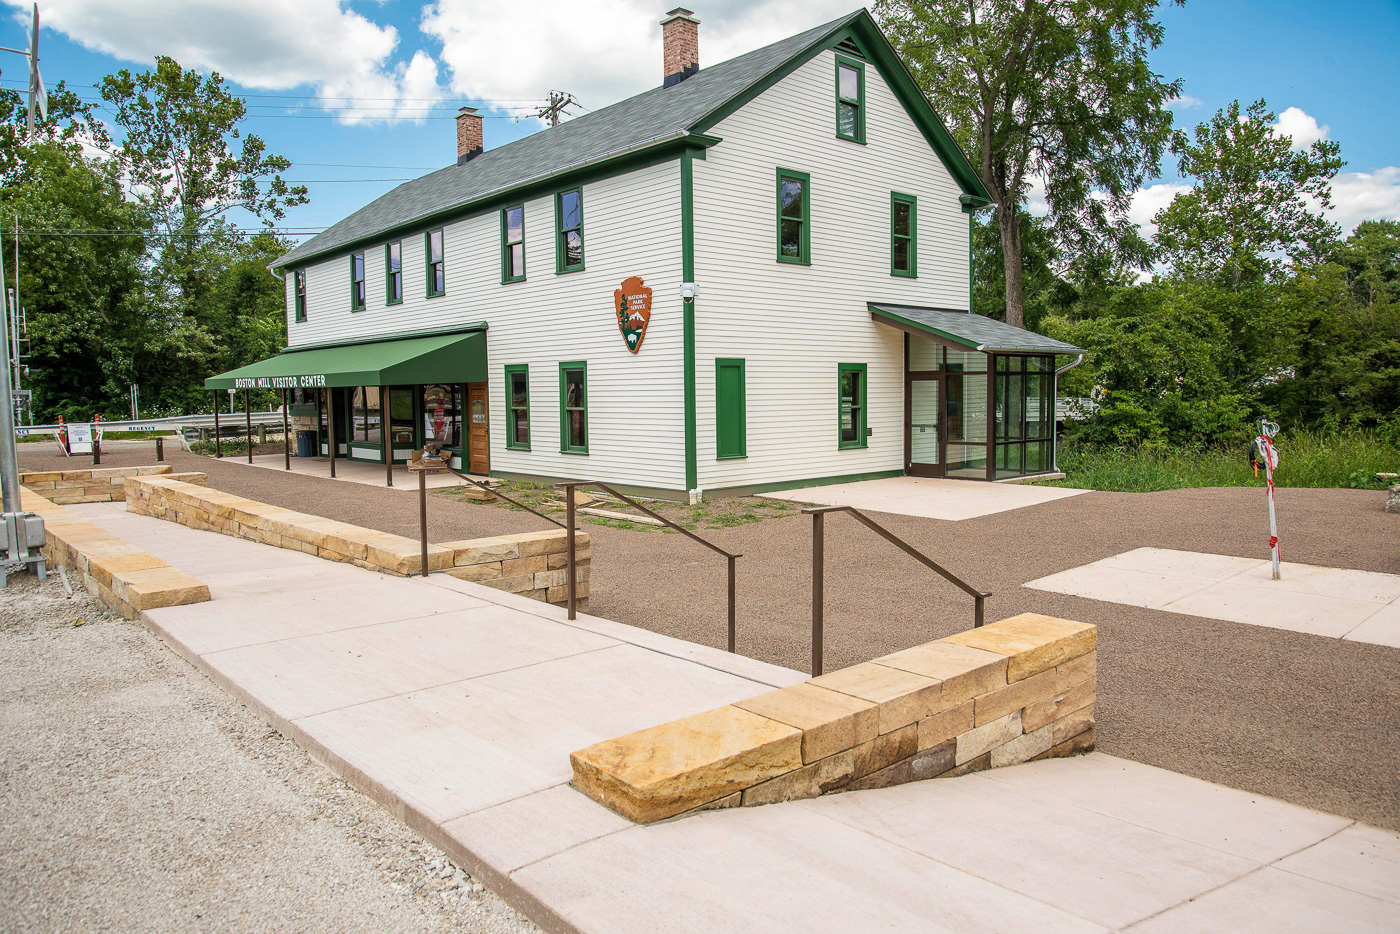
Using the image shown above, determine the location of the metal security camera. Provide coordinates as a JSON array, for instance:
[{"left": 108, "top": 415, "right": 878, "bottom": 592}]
[{"left": 677, "top": 282, "right": 700, "bottom": 302}]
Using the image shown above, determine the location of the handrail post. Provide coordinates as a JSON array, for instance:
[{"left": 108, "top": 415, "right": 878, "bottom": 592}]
[
  {"left": 727, "top": 554, "right": 736, "bottom": 653},
  {"left": 213, "top": 392, "right": 222, "bottom": 458},
  {"left": 975, "top": 593, "right": 985, "bottom": 628},
  {"left": 419, "top": 466, "right": 429, "bottom": 578},
  {"left": 565, "top": 482, "right": 578, "bottom": 620},
  {"left": 812, "top": 510, "right": 824, "bottom": 676}
]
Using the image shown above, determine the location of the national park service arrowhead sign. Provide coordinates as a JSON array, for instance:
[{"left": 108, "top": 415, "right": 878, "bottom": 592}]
[{"left": 614, "top": 276, "right": 652, "bottom": 354}]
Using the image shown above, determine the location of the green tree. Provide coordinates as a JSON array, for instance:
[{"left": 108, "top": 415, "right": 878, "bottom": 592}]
[
  {"left": 0, "top": 80, "right": 109, "bottom": 183},
  {"left": 1154, "top": 99, "right": 1344, "bottom": 286},
  {"left": 876, "top": 0, "right": 1181, "bottom": 327}
]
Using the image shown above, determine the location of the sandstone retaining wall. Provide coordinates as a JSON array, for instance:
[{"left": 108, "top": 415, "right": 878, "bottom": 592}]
[
  {"left": 18, "top": 465, "right": 205, "bottom": 504},
  {"left": 126, "top": 476, "right": 588, "bottom": 608},
  {"left": 571, "top": 614, "right": 1096, "bottom": 823},
  {"left": 20, "top": 486, "right": 211, "bottom": 619}
]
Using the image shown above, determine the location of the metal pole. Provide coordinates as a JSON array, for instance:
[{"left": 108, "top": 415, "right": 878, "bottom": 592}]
[
  {"left": 565, "top": 482, "right": 577, "bottom": 620},
  {"left": 327, "top": 388, "right": 336, "bottom": 478},
  {"left": 382, "top": 385, "right": 392, "bottom": 487},
  {"left": 155, "top": 436, "right": 164, "bottom": 462},
  {"left": 812, "top": 510, "right": 824, "bottom": 676},
  {"left": 727, "top": 554, "right": 736, "bottom": 653},
  {"left": 0, "top": 250, "right": 19, "bottom": 514},
  {"left": 245, "top": 389, "right": 252, "bottom": 464},
  {"left": 419, "top": 467, "right": 429, "bottom": 578},
  {"left": 213, "top": 391, "right": 222, "bottom": 458},
  {"left": 975, "top": 594, "right": 985, "bottom": 628},
  {"left": 282, "top": 389, "right": 290, "bottom": 470}
]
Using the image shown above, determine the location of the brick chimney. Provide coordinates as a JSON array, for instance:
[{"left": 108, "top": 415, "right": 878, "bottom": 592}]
[
  {"left": 661, "top": 8, "right": 699, "bottom": 88},
  {"left": 456, "top": 106, "right": 483, "bottom": 165}
]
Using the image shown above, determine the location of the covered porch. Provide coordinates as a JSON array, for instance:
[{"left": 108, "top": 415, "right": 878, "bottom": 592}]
[
  {"left": 205, "top": 328, "right": 491, "bottom": 486},
  {"left": 868, "top": 303, "right": 1084, "bottom": 481}
]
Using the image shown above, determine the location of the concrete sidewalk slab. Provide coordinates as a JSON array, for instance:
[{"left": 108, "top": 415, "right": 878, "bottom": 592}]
[
  {"left": 66, "top": 505, "right": 1400, "bottom": 933},
  {"left": 757, "top": 475, "right": 1089, "bottom": 521},
  {"left": 1026, "top": 547, "right": 1400, "bottom": 647}
]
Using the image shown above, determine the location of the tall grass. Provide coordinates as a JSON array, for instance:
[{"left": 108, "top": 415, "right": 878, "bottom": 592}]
[{"left": 1042, "top": 428, "right": 1400, "bottom": 492}]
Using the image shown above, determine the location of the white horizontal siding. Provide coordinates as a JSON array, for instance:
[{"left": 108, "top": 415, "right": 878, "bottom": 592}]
[
  {"left": 284, "top": 160, "right": 686, "bottom": 491},
  {"left": 693, "top": 49, "right": 971, "bottom": 491}
]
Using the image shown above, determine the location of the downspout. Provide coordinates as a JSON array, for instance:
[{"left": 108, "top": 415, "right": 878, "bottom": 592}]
[{"left": 1052, "top": 353, "right": 1085, "bottom": 473}]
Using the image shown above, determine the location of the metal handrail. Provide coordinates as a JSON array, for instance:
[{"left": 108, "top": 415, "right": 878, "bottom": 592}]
[
  {"left": 801, "top": 505, "right": 991, "bottom": 676},
  {"left": 557, "top": 480, "right": 741, "bottom": 652}
]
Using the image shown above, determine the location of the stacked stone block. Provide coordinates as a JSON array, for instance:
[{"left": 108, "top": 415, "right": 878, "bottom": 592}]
[
  {"left": 20, "top": 486, "right": 211, "bottom": 620},
  {"left": 570, "top": 614, "right": 1096, "bottom": 823},
  {"left": 126, "top": 476, "right": 589, "bottom": 607},
  {"left": 17, "top": 465, "right": 202, "bottom": 505}
]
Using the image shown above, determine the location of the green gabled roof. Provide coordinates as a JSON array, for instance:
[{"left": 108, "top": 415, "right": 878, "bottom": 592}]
[{"left": 274, "top": 9, "right": 989, "bottom": 271}]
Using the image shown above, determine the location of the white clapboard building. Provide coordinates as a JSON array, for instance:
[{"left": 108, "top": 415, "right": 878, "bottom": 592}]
[{"left": 208, "top": 7, "right": 1081, "bottom": 497}]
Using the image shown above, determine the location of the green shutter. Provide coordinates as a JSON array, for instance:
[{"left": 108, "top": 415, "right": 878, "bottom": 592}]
[{"left": 715, "top": 358, "right": 746, "bottom": 459}]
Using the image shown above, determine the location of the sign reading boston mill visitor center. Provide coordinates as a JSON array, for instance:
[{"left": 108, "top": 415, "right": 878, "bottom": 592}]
[
  {"left": 614, "top": 276, "right": 653, "bottom": 354},
  {"left": 233, "top": 375, "right": 328, "bottom": 389}
]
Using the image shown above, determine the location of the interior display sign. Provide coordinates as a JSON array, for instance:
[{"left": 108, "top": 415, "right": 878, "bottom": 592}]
[{"left": 614, "top": 276, "right": 653, "bottom": 354}]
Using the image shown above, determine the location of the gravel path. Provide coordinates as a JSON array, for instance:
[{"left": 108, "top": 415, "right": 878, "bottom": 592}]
[
  {"left": 0, "top": 571, "right": 537, "bottom": 934},
  {"left": 18, "top": 443, "right": 1400, "bottom": 833}
]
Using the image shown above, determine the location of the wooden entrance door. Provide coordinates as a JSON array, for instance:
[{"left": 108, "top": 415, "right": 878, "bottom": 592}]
[{"left": 466, "top": 382, "right": 489, "bottom": 474}]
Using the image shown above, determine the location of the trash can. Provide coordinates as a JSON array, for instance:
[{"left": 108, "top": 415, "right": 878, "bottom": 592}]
[{"left": 296, "top": 430, "right": 317, "bottom": 458}]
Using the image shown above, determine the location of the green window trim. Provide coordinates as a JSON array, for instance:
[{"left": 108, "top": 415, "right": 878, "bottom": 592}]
[
  {"left": 384, "top": 241, "right": 403, "bottom": 305},
  {"left": 554, "top": 187, "right": 585, "bottom": 274},
  {"left": 835, "top": 54, "right": 866, "bottom": 144},
  {"left": 501, "top": 205, "right": 525, "bottom": 283},
  {"left": 776, "top": 168, "right": 811, "bottom": 266},
  {"left": 890, "top": 192, "right": 917, "bottom": 278},
  {"left": 293, "top": 269, "right": 307, "bottom": 322},
  {"left": 558, "top": 360, "right": 588, "bottom": 455},
  {"left": 838, "top": 362, "right": 868, "bottom": 450},
  {"left": 715, "top": 358, "right": 747, "bottom": 460},
  {"left": 349, "top": 253, "right": 365, "bottom": 311},
  {"left": 425, "top": 229, "right": 445, "bottom": 298},
  {"left": 505, "top": 364, "right": 530, "bottom": 451}
]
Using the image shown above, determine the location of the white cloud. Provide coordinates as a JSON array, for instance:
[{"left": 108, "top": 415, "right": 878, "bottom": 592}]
[
  {"left": 1127, "top": 182, "right": 1194, "bottom": 239},
  {"left": 1271, "top": 106, "right": 1329, "bottom": 151},
  {"left": 1166, "top": 93, "right": 1202, "bottom": 111},
  {"left": 4, "top": 0, "right": 444, "bottom": 124},
  {"left": 421, "top": 0, "right": 854, "bottom": 124},
  {"left": 1328, "top": 167, "right": 1400, "bottom": 234}
]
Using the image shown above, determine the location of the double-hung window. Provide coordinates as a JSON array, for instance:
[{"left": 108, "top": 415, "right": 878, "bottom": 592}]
[
  {"left": 559, "top": 361, "right": 587, "bottom": 454},
  {"left": 501, "top": 205, "right": 525, "bottom": 282},
  {"left": 385, "top": 241, "right": 403, "bottom": 304},
  {"left": 891, "top": 192, "right": 917, "bottom": 277},
  {"left": 294, "top": 269, "right": 307, "bottom": 322},
  {"left": 425, "top": 229, "right": 445, "bottom": 297},
  {"left": 835, "top": 55, "right": 865, "bottom": 143},
  {"left": 838, "top": 363, "right": 867, "bottom": 449},
  {"left": 555, "top": 188, "right": 584, "bottom": 273},
  {"left": 776, "top": 169, "right": 811, "bottom": 265},
  {"left": 505, "top": 364, "right": 530, "bottom": 450},
  {"left": 350, "top": 253, "right": 365, "bottom": 310}
]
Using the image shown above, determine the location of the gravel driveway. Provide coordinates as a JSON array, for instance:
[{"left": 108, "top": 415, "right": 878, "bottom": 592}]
[{"left": 0, "top": 571, "right": 537, "bottom": 934}]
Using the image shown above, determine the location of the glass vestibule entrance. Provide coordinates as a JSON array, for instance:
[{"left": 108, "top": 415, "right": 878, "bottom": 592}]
[
  {"left": 905, "top": 335, "right": 1055, "bottom": 480},
  {"left": 316, "top": 383, "right": 487, "bottom": 473}
]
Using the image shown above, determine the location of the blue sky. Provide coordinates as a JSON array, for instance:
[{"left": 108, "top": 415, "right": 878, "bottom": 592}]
[{"left": 3, "top": 1, "right": 1396, "bottom": 241}]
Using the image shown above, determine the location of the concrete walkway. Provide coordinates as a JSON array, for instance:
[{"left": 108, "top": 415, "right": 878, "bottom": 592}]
[
  {"left": 1026, "top": 547, "right": 1400, "bottom": 647},
  {"left": 759, "top": 475, "right": 1089, "bottom": 520},
  {"left": 69, "top": 503, "right": 1400, "bottom": 932}
]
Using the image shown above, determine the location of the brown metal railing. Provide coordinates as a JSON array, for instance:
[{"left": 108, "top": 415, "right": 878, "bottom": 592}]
[
  {"left": 414, "top": 463, "right": 567, "bottom": 577},
  {"left": 557, "top": 481, "right": 740, "bottom": 652},
  {"left": 802, "top": 505, "right": 990, "bottom": 676}
]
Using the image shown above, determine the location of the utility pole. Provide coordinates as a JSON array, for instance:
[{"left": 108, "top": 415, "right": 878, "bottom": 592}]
[{"left": 535, "top": 90, "right": 578, "bottom": 128}]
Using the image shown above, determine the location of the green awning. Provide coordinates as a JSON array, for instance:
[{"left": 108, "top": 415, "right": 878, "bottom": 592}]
[
  {"left": 869, "top": 303, "right": 1082, "bottom": 355},
  {"left": 205, "top": 330, "right": 487, "bottom": 390}
]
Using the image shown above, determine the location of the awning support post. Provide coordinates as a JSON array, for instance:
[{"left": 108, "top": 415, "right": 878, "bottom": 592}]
[
  {"left": 282, "top": 389, "right": 290, "bottom": 470},
  {"left": 326, "top": 388, "right": 337, "bottom": 479},
  {"left": 382, "top": 385, "right": 393, "bottom": 488},
  {"left": 245, "top": 389, "right": 253, "bottom": 464},
  {"left": 213, "top": 392, "right": 222, "bottom": 459}
]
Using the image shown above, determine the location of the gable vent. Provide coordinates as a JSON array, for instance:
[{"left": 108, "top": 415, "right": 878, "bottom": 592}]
[{"left": 835, "top": 39, "right": 865, "bottom": 59}]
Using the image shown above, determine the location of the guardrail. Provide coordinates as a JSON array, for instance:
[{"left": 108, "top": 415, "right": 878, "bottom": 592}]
[
  {"left": 802, "top": 504, "right": 990, "bottom": 676},
  {"left": 16, "top": 411, "right": 288, "bottom": 437}
]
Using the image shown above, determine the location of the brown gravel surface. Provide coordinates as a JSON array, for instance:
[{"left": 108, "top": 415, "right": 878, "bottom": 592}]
[
  {"left": 0, "top": 569, "right": 536, "bottom": 934},
  {"left": 20, "top": 442, "right": 1400, "bottom": 832}
]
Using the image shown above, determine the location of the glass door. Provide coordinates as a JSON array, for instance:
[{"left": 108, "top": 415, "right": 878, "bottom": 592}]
[{"left": 908, "top": 377, "right": 942, "bottom": 476}]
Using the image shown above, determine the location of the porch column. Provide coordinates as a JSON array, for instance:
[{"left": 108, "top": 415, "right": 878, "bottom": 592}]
[
  {"left": 985, "top": 354, "right": 996, "bottom": 481},
  {"left": 327, "top": 388, "right": 337, "bottom": 479},
  {"left": 382, "top": 384, "right": 393, "bottom": 488}
]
